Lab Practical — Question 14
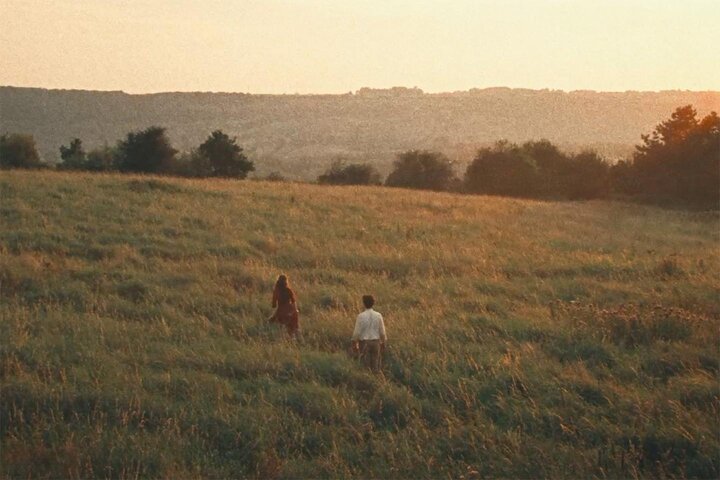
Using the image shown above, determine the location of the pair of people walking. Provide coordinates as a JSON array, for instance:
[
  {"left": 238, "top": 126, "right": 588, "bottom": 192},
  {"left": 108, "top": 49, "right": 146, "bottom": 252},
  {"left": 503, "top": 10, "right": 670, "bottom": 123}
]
[{"left": 267, "top": 275, "right": 387, "bottom": 372}]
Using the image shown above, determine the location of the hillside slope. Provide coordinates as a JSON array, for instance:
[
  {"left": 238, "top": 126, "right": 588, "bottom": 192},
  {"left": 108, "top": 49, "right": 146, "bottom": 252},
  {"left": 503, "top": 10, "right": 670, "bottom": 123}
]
[
  {"left": 1, "top": 171, "right": 719, "bottom": 478},
  {"left": 2, "top": 87, "right": 719, "bottom": 178}
]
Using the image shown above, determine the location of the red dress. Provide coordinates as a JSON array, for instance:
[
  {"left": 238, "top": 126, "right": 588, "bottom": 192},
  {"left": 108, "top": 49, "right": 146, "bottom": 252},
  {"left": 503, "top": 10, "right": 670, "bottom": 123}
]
[{"left": 270, "top": 286, "right": 299, "bottom": 335}]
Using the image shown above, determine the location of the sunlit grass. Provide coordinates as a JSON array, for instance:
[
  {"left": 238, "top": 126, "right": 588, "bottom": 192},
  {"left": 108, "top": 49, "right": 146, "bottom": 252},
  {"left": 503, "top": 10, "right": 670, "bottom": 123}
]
[{"left": 1, "top": 170, "right": 718, "bottom": 478}]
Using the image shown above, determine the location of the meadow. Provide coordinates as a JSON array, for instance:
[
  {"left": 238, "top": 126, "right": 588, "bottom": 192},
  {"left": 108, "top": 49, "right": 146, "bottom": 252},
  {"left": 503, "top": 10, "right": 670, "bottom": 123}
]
[{"left": 1, "top": 170, "right": 718, "bottom": 479}]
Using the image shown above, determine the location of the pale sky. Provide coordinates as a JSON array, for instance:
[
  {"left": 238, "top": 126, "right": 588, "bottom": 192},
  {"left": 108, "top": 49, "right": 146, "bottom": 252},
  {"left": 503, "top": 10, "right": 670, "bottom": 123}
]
[{"left": 1, "top": 0, "right": 718, "bottom": 94}]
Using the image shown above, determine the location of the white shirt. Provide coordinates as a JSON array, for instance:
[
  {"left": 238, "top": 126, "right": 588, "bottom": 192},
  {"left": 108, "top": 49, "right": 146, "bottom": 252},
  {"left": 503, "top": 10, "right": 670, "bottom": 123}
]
[{"left": 351, "top": 308, "right": 386, "bottom": 342}]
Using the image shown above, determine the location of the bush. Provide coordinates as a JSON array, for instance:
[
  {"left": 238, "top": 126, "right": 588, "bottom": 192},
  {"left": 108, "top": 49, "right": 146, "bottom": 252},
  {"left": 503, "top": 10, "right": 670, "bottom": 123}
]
[
  {"left": 163, "top": 150, "right": 207, "bottom": 177},
  {"left": 58, "top": 139, "right": 115, "bottom": 172},
  {"left": 609, "top": 159, "right": 638, "bottom": 196},
  {"left": 115, "top": 126, "right": 177, "bottom": 173},
  {"left": 464, "top": 140, "right": 610, "bottom": 199},
  {"left": 523, "top": 139, "right": 569, "bottom": 196},
  {"left": 564, "top": 150, "right": 610, "bottom": 199},
  {"left": 464, "top": 141, "right": 540, "bottom": 197},
  {"left": 197, "top": 130, "right": 254, "bottom": 178},
  {"left": 317, "top": 160, "right": 381, "bottom": 185},
  {"left": 85, "top": 146, "right": 117, "bottom": 171},
  {"left": 0, "top": 133, "right": 43, "bottom": 169},
  {"left": 58, "top": 138, "right": 87, "bottom": 170},
  {"left": 385, "top": 150, "right": 457, "bottom": 191}
]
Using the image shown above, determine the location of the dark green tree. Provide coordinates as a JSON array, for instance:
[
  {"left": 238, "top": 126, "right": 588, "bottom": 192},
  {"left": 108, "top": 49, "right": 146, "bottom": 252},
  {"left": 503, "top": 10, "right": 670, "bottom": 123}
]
[
  {"left": 522, "top": 139, "right": 569, "bottom": 196},
  {"left": 632, "top": 105, "right": 719, "bottom": 207},
  {"left": 564, "top": 150, "right": 610, "bottom": 199},
  {"left": 465, "top": 140, "right": 609, "bottom": 199},
  {"left": 116, "top": 126, "right": 177, "bottom": 173},
  {"left": 0, "top": 133, "right": 43, "bottom": 169},
  {"left": 609, "top": 159, "right": 638, "bottom": 195},
  {"left": 318, "top": 160, "right": 382, "bottom": 185},
  {"left": 198, "top": 130, "right": 254, "bottom": 178},
  {"left": 464, "top": 141, "right": 540, "bottom": 197},
  {"left": 385, "top": 150, "right": 457, "bottom": 191},
  {"left": 59, "top": 138, "right": 87, "bottom": 170}
]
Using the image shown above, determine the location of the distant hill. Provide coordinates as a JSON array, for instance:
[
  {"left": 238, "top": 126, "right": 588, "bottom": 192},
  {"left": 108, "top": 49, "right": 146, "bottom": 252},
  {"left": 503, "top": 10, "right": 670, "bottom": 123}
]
[{"left": 1, "top": 86, "right": 718, "bottom": 179}]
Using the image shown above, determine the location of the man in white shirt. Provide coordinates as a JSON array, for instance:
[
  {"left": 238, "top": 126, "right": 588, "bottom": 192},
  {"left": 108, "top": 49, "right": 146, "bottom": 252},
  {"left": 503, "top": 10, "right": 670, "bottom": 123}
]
[{"left": 351, "top": 295, "right": 387, "bottom": 372}]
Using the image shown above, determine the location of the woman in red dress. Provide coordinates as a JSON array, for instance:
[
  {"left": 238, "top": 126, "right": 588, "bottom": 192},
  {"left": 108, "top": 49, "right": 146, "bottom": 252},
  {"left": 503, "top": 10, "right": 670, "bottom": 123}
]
[{"left": 268, "top": 274, "right": 299, "bottom": 336}]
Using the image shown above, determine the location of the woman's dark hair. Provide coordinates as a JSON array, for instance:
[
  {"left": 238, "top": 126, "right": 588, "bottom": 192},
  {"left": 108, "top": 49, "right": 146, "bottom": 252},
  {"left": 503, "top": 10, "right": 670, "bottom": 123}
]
[
  {"left": 276, "top": 274, "right": 288, "bottom": 289},
  {"left": 275, "top": 274, "right": 293, "bottom": 303},
  {"left": 362, "top": 295, "right": 375, "bottom": 309}
]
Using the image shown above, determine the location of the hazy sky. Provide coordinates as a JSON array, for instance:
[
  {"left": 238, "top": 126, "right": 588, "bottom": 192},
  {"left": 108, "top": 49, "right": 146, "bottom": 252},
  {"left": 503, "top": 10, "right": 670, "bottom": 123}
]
[{"left": 1, "top": 0, "right": 718, "bottom": 94}]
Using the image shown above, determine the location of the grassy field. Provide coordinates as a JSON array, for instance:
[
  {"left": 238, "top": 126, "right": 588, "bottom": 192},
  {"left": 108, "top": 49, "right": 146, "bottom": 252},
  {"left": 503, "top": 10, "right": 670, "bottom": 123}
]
[{"left": 1, "top": 170, "right": 718, "bottom": 479}]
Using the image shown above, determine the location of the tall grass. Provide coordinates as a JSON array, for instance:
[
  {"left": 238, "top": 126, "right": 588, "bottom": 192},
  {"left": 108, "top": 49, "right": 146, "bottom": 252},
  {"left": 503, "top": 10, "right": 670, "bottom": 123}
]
[{"left": 1, "top": 170, "right": 718, "bottom": 478}]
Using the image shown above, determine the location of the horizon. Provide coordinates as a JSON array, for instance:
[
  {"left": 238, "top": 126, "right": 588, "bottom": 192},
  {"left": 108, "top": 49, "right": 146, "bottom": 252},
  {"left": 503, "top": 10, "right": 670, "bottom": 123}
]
[
  {"left": 3, "top": 84, "right": 719, "bottom": 96},
  {"left": 2, "top": 0, "right": 719, "bottom": 95}
]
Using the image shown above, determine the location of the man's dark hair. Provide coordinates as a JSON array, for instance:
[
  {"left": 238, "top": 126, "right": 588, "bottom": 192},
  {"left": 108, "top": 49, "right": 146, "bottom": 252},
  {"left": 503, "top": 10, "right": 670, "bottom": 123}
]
[{"left": 362, "top": 295, "right": 375, "bottom": 309}]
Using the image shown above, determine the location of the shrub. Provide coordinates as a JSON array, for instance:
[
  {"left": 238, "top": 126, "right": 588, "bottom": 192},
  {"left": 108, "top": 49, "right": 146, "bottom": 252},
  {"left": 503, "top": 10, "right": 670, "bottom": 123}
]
[
  {"left": 0, "top": 133, "right": 43, "bottom": 169},
  {"left": 58, "top": 138, "right": 87, "bottom": 170},
  {"left": 385, "top": 150, "right": 457, "bottom": 191},
  {"left": 609, "top": 159, "right": 638, "bottom": 195},
  {"left": 564, "top": 150, "right": 610, "bottom": 199},
  {"left": 85, "top": 146, "right": 117, "bottom": 171},
  {"left": 464, "top": 141, "right": 540, "bottom": 197},
  {"left": 164, "top": 150, "right": 207, "bottom": 177},
  {"left": 317, "top": 160, "right": 381, "bottom": 185},
  {"left": 523, "top": 139, "right": 569, "bottom": 196},
  {"left": 197, "top": 130, "right": 254, "bottom": 178},
  {"left": 115, "top": 126, "right": 177, "bottom": 173},
  {"left": 465, "top": 140, "right": 610, "bottom": 199}
]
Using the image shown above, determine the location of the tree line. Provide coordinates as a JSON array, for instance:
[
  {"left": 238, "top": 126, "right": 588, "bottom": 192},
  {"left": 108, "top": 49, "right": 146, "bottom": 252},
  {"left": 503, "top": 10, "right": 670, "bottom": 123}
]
[
  {"left": 319, "top": 105, "right": 718, "bottom": 208},
  {"left": 1, "top": 105, "right": 717, "bottom": 208},
  {"left": 1, "top": 127, "right": 255, "bottom": 179}
]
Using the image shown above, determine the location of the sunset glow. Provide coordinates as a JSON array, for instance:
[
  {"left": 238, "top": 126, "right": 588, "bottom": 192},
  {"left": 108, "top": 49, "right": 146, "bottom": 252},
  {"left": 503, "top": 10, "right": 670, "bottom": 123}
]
[{"left": 1, "top": 0, "right": 718, "bottom": 94}]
